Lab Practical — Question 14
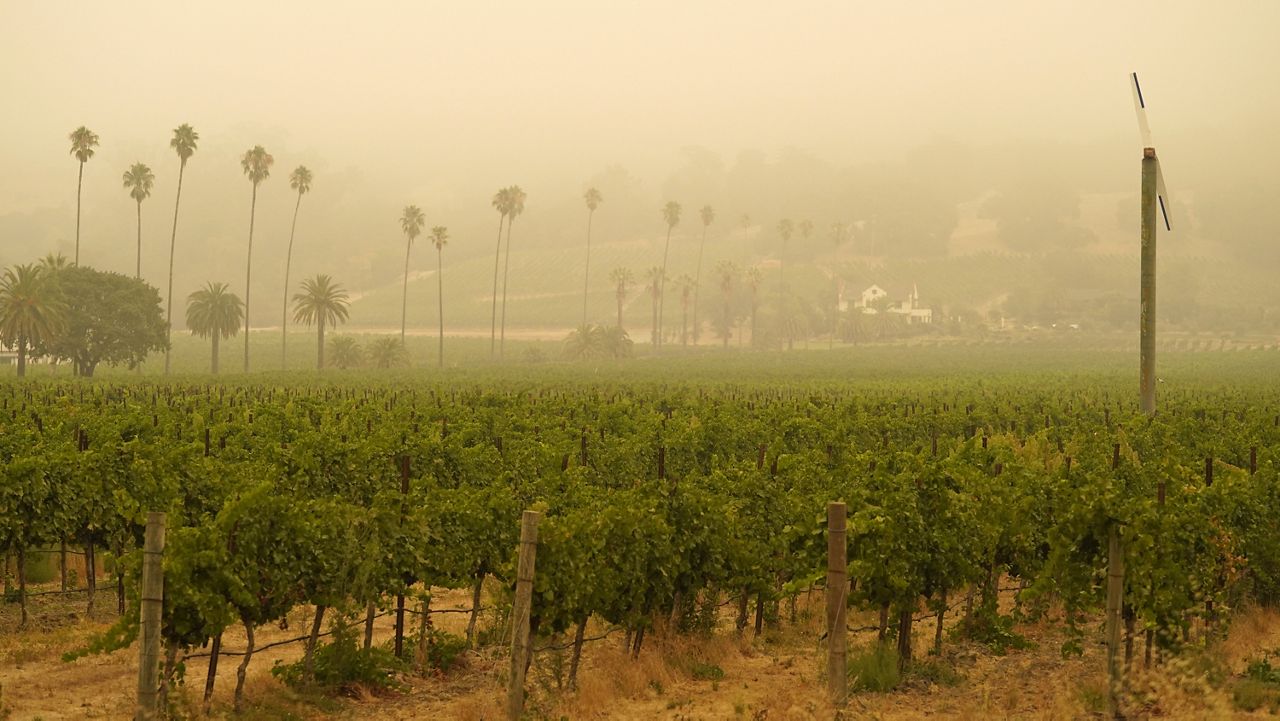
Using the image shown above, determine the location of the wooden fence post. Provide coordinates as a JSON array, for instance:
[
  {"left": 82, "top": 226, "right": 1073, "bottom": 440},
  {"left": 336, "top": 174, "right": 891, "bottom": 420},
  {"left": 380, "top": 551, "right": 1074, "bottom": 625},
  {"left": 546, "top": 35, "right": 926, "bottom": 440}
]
[
  {"left": 395, "top": 455, "right": 410, "bottom": 659},
  {"left": 1106, "top": 524, "right": 1125, "bottom": 716},
  {"left": 136, "top": 512, "right": 166, "bottom": 721},
  {"left": 507, "top": 510, "right": 541, "bottom": 721},
  {"left": 826, "top": 502, "right": 848, "bottom": 705}
]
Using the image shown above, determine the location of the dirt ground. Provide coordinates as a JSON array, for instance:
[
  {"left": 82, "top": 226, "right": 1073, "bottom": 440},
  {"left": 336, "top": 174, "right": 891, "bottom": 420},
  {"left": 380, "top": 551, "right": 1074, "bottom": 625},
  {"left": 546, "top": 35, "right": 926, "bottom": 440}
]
[{"left": 2, "top": 582, "right": 1278, "bottom": 720}]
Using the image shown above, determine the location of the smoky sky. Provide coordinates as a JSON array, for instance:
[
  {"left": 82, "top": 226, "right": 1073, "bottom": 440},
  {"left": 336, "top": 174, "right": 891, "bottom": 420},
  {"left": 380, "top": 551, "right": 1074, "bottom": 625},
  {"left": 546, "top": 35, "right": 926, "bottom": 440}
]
[{"left": 2, "top": 0, "right": 1278, "bottom": 326}]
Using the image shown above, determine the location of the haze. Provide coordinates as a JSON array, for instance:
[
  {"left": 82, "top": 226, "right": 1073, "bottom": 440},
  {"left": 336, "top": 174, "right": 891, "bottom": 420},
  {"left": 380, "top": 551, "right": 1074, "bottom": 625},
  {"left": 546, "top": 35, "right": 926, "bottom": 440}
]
[{"left": 2, "top": 0, "right": 1278, "bottom": 333}]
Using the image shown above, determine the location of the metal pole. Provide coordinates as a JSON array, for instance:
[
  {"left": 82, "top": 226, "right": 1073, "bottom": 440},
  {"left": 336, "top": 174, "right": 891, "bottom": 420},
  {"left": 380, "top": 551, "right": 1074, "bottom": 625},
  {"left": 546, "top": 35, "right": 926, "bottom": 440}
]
[{"left": 1139, "top": 148, "right": 1158, "bottom": 415}]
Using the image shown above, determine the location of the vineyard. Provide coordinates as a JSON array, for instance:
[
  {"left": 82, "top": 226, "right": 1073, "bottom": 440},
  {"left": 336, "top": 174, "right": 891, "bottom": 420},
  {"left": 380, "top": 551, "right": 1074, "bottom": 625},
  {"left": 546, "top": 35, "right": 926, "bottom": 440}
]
[{"left": 2, "top": 349, "right": 1280, "bottom": 718}]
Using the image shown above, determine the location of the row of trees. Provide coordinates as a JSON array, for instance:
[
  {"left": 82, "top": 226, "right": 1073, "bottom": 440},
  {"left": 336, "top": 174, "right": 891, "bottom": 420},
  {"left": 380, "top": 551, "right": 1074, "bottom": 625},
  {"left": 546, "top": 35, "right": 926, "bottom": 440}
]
[
  {"left": 64, "top": 125, "right": 320, "bottom": 374},
  {"left": 0, "top": 257, "right": 353, "bottom": 377},
  {"left": 62, "top": 124, "right": 871, "bottom": 371}
]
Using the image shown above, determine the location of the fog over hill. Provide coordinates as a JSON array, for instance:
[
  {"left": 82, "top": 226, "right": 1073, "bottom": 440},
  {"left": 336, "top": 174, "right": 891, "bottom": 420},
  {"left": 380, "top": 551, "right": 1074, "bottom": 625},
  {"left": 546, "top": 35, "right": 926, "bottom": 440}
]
[{"left": 2, "top": 1, "right": 1277, "bottom": 333}]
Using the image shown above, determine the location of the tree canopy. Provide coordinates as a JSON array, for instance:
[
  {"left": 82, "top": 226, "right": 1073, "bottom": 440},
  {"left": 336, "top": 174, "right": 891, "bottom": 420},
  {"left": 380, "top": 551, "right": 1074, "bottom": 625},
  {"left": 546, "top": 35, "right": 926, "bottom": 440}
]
[{"left": 35, "top": 266, "right": 167, "bottom": 376}]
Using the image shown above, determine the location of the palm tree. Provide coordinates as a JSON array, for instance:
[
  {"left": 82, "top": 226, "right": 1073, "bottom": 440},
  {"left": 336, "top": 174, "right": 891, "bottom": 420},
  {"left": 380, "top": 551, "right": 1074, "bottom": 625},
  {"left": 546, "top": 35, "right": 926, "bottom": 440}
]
[
  {"left": 429, "top": 225, "right": 449, "bottom": 368},
  {"left": 644, "top": 266, "right": 664, "bottom": 349},
  {"left": 292, "top": 275, "right": 350, "bottom": 371},
  {"left": 745, "top": 266, "right": 763, "bottom": 347},
  {"left": 122, "top": 163, "right": 155, "bottom": 278},
  {"left": 164, "top": 123, "right": 199, "bottom": 375},
  {"left": 398, "top": 205, "right": 425, "bottom": 343},
  {"left": 240, "top": 145, "right": 274, "bottom": 372},
  {"left": 281, "top": 166, "right": 313, "bottom": 368},
  {"left": 563, "top": 323, "right": 607, "bottom": 360},
  {"left": 657, "top": 201, "right": 682, "bottom": 350},
  {"left": 692, "top": 205, "right": 714, "bottom": 346},
  {"left": 581, "top": 187, "right": 603, "bottom": 326},
  {"left": 499, "top": 185, "right": 526, "bottom": 358},
  {"left": 489, "top": 187, "right": 510, "bottom": 358},
  {"left": 328, "top": 336, "right": 362, "bottom": 369},
  {"left": 609, "top": 267, "right": 634, "bottom": 331},
  {"left": 0, "top": 264, "right": 65, "bottom": 377},
  {"left": 185, "top": 282, "right": 242, "bottom": 375},
  {"left": 829, "top": 222, "right": 848, "bottom": 349},
  {"left": 776, "top": 218, "right": 794, "bottom": 288},
  {"left": 68, "top": 126, "right": 99, "bottom": 266},
  {"left": 603, "top": 325, "right": 634, "bottom": 359},
  {"left": 675, "top": 274, "right": 695, "bottom": 347},
  {"left": 39, "top": 253, "right": 71, "bottom": 275},
  {"left": 368, "top": 337, "right": 408, "bottom": 369},
  {"left": 715, "top": 261, "right": 737, "bottom": 349}
]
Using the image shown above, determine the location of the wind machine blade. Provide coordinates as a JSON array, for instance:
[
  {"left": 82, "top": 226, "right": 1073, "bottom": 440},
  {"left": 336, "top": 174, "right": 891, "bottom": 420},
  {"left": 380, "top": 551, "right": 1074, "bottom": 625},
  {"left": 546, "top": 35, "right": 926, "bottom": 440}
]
[{"left": 1132, "top": 72, "right": 1171, "bottom": 231}]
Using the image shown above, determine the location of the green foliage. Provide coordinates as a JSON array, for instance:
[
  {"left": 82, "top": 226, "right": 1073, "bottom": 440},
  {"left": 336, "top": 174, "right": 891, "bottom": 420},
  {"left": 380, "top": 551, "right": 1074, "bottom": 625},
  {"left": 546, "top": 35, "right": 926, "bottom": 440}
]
[
  {"left": 848, "top": 643, "right": 900, "bottom": 692},
  {"left": 271, "top": 618, "right": 405, "bottom": 696},
  {"left": 33, "top": 265, "right": 167, "bottom": 376}
]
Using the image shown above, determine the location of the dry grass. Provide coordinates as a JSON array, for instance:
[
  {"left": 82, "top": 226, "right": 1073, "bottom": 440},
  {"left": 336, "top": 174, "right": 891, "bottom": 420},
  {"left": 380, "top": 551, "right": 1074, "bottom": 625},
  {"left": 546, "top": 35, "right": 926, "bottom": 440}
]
[{"left": 6, "top": 586, "right": 1280, "bottom": 719}]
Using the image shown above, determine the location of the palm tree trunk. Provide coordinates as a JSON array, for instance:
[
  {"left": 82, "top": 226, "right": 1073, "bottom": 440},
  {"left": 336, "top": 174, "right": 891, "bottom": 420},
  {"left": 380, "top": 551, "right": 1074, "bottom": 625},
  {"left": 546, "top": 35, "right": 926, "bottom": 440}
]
[
  {"left": 16, "top": 335, "right": 26, "bottom": 378},
  {"left": 681, "top": 302, "right": 688, "bottom": 347},
  {"left": 582, "top": 209, "right": 594, "bottom": 326},
  {"left": 723, "top": 298, "right": 730, "bottom": 348},
  {"left": 437, "top": 246, "right": 444, "bottom": 368},
  {"left": 658, "top": 227, "right": 672, "bottom": 350},
  {"left": 282, "top": 191, "right": 302, "bottom": 369},
  {"left": 75, "top": 161, "right": 84, "bottom": 266},
  {"left": 135, "top": 200, "right": 142, "bottom": 278},
  {"left": 244, "top": 183, "right": 258, "bottom": 373},
  {"left": 616, "top": 292, "right": 624, "bottom": 331},
  {"left": 693, "top": 227, "right": 706, "bottom": 345},
  {"left": 651, "top": 293, "right": 658, "bottom": 349},
  {"left": 211, "top": 334, "right": 219, "bottom": 375},
  {"left": 489, "top": 215, "right": 504, "bottom": 358},
  {"left": 401, "top": 238, "right": 411, "bottom": 343},
  {"left": 500, "top": 218, "right": 515, "bottom": 358},
  {"left": 317, "top": 316, "right": 325, "bottom": 370},
  {"left": 164, "top": 159, "right": 186, "bottom": 376}
]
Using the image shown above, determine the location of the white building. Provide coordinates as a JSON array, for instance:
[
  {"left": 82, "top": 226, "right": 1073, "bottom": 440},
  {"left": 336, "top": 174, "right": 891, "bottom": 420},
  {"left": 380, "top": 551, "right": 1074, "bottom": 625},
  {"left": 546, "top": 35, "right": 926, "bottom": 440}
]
[
  {"left": 859, "top": 284, "right": 888, "bottom": 307},
  {"left": 886, "top": 284, "right": 933, "bottom": 324}
]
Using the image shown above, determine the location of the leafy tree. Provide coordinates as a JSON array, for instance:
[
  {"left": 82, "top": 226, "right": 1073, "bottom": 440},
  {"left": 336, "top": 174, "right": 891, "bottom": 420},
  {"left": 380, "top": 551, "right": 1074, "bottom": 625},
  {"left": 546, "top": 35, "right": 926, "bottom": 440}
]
[
  {"left": 657, "top": 201, "right": 682, "bottom": 349},
  {"left": 292, "top": 275, "right": 350, "bottom": 371},
  {"left": 499, "top": 185, "right": 527, "bottom": 358},
  {"left": 68, "top": 126, "right": 99, "bottom": 266},
  {"left": 488, "top": 187, "right": 510, "bottom": 358},
  {"left": 0, "top": 264, "right": 65, "bottom": 377},
  {"left": 327, "top": 335, "right": 362, "bottom": 369},
  {"left": 281, "top": 166, "right": 313, "bottom": 368},
  {"left": 398, "top": 205, "right": 425, "bottom": 343},
  {"left": 715, "top": 260, "right": 737, "bottom": 348},
  {"left": 122, "top": 163, "right": 155, "bottom": 278},
  {"left": 164, "top": 123, "right": 199, "bottom": 376},
  {"left": 429, "top": 225, "right": 449, "bottom": 368},
  {"left": 582, "top": 187, "right": 603, "bottom": 326},
  {"left": 186, "top": 282, "right": 243, "bottom": 375},
  {"left": 609, "top": 267, "right": 634, "bottom": 331},
  {"left": 239, "top": 145, "right": 274, "bottom": 372},
  {"left": 692, "top": 205, "right": 714, "bottom": 345},
  {"left": 36, "top": 266, "right": 166, "bottom": 376},
  {"left": 368, "top": 337, "right": 408, "bottom": 368}
]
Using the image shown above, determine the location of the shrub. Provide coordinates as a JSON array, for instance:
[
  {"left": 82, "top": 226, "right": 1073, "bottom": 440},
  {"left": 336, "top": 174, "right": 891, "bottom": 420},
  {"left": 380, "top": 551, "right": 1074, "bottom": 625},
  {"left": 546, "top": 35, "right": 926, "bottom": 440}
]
[
  {"left": 848, "top": 643, "right": 900, "bottom": 692},
  {"left": 272, "top": 617, "right": 405, "bottom": 696}
]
